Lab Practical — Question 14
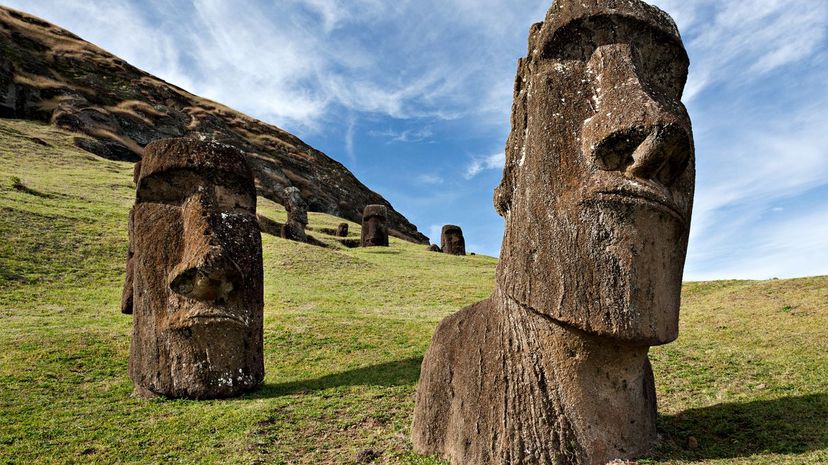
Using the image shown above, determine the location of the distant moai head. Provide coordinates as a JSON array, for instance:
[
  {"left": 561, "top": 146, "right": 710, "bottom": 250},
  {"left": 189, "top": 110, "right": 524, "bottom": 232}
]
[
  {"left": 494, "top": 0, "right": 695, "bottom": 345},
  {"left": 440, "top": 225, "right": 466, "bottom": 256},
  {"left": 427, "top": 244, "right": 442, "bottom": 253},
  {"left": 360, "top": 204, "right": 388, "bottom": 247},
  {"left": 336, "top": 222, "right": 349, "bottom": 237},
  {"left": 283, "top": 186, "right": 308, "bottom": 226},
  {"left": 123, "top": 137, "right": 264, "bottom": 399}
]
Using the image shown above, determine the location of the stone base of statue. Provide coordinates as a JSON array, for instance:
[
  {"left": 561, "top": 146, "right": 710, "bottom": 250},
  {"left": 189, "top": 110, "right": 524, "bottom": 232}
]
[{"left": 412, "top": 291, "right": 657, "bottom": 465}]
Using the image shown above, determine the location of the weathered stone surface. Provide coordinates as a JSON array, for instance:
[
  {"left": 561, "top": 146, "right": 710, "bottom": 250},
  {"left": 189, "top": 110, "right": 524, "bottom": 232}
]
[
  {"left": 0, "top": 6, "right": 428, "bottom": 244},
  {"left": 122, "top": 137, "right": 264, "bottom": 399},
  {"left": 440, "top": 225, "right": 466, "bottom": 256},
  {"left": 336, "top": 223, "right": 349, "bottom": 237},
  {"left": 427, "top": 244, "right": 441, "bottom": 253},
  {"left": 413, "top": 1, "right": 695, "bottom": 463},
  {"left": 361, "top": 204, "right": 389, "bottom": 247}
]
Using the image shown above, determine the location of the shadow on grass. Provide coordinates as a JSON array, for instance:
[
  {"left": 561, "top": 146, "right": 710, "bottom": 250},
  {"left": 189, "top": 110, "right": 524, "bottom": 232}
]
[
  {"left": 251, "top": 356, "right": 423, "bottom": 398},
  {"left": 653, "top": 393, "right": 828, "bottom": 460}
]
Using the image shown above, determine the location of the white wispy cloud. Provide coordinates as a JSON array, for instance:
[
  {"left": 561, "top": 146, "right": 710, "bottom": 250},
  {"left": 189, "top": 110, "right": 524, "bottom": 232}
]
[
  {"left": 415, "top": 174, "right": 444, "bottom": 185},
  {"left": 368, "top": 127, "right": 434, "bottom": 143},
  {"left": 464, "top": 152, "right": 505, "bottom": 179},
  {"left": 652, "top": 0, "right": 828, "bottom": 101},
  {"left": 4, "top": 0, "right": 549, "bottom": 132}
]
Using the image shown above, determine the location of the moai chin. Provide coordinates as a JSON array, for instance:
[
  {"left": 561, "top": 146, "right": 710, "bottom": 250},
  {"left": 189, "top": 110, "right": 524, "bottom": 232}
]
[
  {"left": 280, "top": 186, "right": 308, "bottom": 242},
  {"left": 440, "top": 225, "right": 466, "bottom": 256},
  {"left": 412, "top": 1, "right": 695, "bottom": 464},
  {"left": 122, "top": 137, "right": 264, "bottom": 399},
  {"left": 361, "top": 204, "right": 389, "bottom": 247}
]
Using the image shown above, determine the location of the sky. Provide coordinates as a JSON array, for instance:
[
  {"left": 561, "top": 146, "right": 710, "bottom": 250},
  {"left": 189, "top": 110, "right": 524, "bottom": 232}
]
[{"left": 6, "top": 0, "right": 828, "bottom": 280}]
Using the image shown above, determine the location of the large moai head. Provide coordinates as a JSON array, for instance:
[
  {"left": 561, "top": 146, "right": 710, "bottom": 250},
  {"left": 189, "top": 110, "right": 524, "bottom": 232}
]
[
  {"left": 360, "top": 204, "right": 389, "bottom": 247},
  {"left": 440, "top": 225, "right": 466, "bottom": 256},
  {"left": 123, "top": 137, "right": 264, "bottom": 399},
  {"left": 494, "top": 0, "right": 695, "bottom": 346}
]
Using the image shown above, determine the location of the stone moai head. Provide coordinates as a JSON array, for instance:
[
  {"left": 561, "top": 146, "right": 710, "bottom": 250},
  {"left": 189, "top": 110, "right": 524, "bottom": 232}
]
[
  {"left": 122, "top": 137, "right": 264, "bottom": 399},
  {"left": 281, "top": 186, "right": 308, "bottom": 242},
  {"left": 283, "top": 186, "right": 308, "bottom": 226},
  {"left": 494, "top": 0, "right": 694, "bottom": 346},
  {"left": 440, "top": 225, "right": 466, "bottom": 256},
  {"left": 360, "top": 204, "right": 389, "bottom": 247},
  {"left": 336, "top": 222, "right": 349, "bottom": 237}
]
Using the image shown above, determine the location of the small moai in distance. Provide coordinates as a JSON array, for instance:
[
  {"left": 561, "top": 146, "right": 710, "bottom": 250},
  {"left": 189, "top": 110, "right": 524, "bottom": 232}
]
[
  {"left": 412, "top": 0, "right": 695, "bottom": 464},
  {"left": 280, "top": 186, "right": 308, "bottom": 242},
  {"left": 427, "top": 244, "right": 441, "bottom": 253},
  {"left": 121, "top": 137, "right": 264, "bottom": 399},
  {"left": 336, "top": 222, "right": 349, "bottom": 237},
  {"left": 360, "top": 204, "right": 389, "bottom": 247},
  {"left": 440, "top": 225, "right": 465, "bottom": 256}
]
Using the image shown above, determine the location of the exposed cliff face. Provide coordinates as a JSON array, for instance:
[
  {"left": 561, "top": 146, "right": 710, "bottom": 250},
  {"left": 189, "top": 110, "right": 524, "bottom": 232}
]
[{"left": 0, "top": 6, "right": 428, "bottom": 244}]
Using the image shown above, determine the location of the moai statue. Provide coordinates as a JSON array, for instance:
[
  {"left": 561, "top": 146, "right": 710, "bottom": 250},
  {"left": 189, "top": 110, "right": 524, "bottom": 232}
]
[
  {"left": 280, "top": 186, "right": 308, "bottom": 242},
  {"left": 361, "top": 204, "right": 389, "bottom": 247},
  {"left": 412, "top": 1, "right": 695, "bottom": 464},
  {"left": 121, "top": 137, "right": 265, "bottom": 399},
  {"left": 336, "top": 222, "right": 349, "bottom": 237},
  {"left": 440, "top": 225, "right": 466, "bottom": 256},
  {"left": 427, "top": 244, "right": 441, "bottom": 253}
]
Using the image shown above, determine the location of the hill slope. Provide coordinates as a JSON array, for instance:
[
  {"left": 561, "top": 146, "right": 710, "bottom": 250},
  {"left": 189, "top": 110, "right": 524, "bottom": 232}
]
[
  {"left": 0, "top": 6, "right": 428, "bottom": 244},
  {"left": 0, "top": 119, "right": 826, "bottom": 464}
]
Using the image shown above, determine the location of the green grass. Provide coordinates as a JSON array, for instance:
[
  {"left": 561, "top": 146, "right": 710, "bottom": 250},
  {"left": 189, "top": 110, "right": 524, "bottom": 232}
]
[{"left": 0, "top": 118, "right": 826, "bottom": 464}]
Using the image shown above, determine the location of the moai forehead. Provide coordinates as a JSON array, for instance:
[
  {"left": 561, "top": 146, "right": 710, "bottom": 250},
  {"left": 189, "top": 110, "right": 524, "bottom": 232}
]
[
  {"left": 495, "top": 0, "right": 694, "bottom": 346},
  {"left": 136, "top": 138, "right": 257, "bottom": 211},
  {"left": 442, "top": 225, "right": 462, "bottom": 236},
  {"left": 363, "top": 204, "right": 387, "bottom": 219}
]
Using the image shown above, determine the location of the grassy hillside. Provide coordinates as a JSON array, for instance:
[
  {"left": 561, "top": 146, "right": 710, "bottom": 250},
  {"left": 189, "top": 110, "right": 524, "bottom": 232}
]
[{"left": 0, "top": 118, "right": 826, "bottom": 464}]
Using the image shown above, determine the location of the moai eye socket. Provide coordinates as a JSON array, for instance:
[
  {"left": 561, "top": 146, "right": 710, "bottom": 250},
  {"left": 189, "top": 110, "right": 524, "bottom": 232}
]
[
  {"left": 137, "top": 170, "right": 255, "bottom": 212},
  {"left": 136, "top": 170, "right": 203, "bottom": 206}
]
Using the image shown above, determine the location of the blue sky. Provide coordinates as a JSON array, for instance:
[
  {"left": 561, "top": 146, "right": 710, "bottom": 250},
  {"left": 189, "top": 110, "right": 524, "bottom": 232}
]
[{"left": 8, "top": 0, "right": 828, "bottom": 280}]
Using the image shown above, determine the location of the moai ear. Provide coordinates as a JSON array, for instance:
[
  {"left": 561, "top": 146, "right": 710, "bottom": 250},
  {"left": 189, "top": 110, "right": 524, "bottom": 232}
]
[
  {"left": 132, "top": 160, "right": 142, "bottom": 186},
  {"left": 120, "top": 207, "right": 135, "bottom": 315}
]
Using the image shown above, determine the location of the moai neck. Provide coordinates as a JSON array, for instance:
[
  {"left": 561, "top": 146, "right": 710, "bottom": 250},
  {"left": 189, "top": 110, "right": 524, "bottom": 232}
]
[{"left": 494, "top": 288, "right": 658, "bottom": 463}]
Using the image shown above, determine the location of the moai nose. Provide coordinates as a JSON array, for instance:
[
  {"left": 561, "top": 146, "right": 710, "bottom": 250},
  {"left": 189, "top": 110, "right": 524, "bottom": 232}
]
[
  {"left": 582, "top": 44, "right": 691, "bottom": 187},
  {"left": 168, "top": 191, "right": 240, "bottom": 303}
]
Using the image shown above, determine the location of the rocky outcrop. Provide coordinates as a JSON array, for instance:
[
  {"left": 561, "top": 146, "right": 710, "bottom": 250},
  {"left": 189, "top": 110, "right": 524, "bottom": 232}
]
[{"left": 0, "top": 6, "right": 428, "bottom": 244}]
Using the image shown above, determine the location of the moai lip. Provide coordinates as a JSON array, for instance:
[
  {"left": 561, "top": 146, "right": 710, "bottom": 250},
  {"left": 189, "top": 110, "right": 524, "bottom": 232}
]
[
  {"left": 440, "top": 225, "right": 466, "bottom": 256},
  {"left": 361, "top": 204, "right": 389, "bottom": 247},
  {"left": 121, "top": 137, "right": 264, "bottom": 400},
  {"left": 413, "top": 1, "right": 695, "bottom": 463}
]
